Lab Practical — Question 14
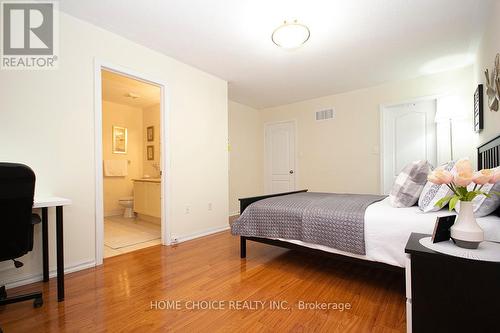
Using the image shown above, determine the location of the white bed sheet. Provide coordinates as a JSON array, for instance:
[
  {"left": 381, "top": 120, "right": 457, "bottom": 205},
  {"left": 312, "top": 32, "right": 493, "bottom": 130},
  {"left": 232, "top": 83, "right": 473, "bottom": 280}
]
[{"left": 273, "top": 197, "right": 500, "bottom": 268}]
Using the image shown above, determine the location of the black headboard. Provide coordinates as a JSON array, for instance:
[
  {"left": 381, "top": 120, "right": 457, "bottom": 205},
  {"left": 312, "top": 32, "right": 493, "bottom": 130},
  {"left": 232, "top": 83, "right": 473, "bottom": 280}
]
[{"left": 478, "top": 135, "right": 500, "bottom": 169}]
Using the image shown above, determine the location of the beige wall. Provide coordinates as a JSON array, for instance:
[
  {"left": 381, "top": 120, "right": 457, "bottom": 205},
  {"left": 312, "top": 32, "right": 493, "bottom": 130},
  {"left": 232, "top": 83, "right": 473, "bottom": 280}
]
[
  {"left": 258, "top": 67, "right": 475, "bottom": 195},
  {"left": 102, "top": 101, "right": 143, "bottom": 216},
  {"left": 474, "top": 0, "right": 500, "bottom": 145},
  {"left": 228, "top": 101, "right": 263, "bottom": 215},
  {"left": 143, "top": 104, "right": 161, "bottom": 177},
  {"left": 0, "top": 12, "right": 228, "bottom": 286}
]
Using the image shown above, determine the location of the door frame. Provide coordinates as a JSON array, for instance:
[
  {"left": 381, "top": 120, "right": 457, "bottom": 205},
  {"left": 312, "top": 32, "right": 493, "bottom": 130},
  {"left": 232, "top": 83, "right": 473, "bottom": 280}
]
[
  {"left": 263, "top": 119, "right": 299, "bottom": 193},
  {"left": 93, "top": 59, "right": 172, "bottom": 265},
  {"left": 379, "top": 94, "right": 442, "bottom": 194}
]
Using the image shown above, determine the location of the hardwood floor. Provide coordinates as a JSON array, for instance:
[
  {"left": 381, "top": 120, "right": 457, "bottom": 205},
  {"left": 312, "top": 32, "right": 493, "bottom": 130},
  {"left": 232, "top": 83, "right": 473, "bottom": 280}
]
[{"left": 0, "top": 231, "right": 406, "bottom": 332}]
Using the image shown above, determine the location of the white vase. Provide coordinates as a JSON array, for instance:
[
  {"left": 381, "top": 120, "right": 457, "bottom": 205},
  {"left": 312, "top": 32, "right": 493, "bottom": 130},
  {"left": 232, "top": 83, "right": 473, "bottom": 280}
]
[{"left": 450, "top": 201, "right": 484, "bottom": 249}]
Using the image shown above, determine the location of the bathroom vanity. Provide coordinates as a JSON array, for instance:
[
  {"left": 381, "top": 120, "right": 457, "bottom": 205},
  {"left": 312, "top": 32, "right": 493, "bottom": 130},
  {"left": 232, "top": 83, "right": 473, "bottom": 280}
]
[{"left": 133, "top": 178, "right": 161, "bottom": 218}]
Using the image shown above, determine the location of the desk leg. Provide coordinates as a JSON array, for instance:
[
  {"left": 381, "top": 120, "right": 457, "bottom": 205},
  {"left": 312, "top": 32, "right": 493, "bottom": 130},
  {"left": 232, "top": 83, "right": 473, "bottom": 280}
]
[
  {"left": 42, "top": 207, "right": 49, "bottom": 282},
  {"left": 56, "top": 206, "right": 65, "bottom": 302}
]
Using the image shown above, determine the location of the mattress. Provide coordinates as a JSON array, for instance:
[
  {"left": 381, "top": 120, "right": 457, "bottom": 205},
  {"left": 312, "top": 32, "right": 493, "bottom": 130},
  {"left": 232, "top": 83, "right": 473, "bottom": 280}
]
[{"left": 270, "top": 197, "right": 500, "bottom": 268}]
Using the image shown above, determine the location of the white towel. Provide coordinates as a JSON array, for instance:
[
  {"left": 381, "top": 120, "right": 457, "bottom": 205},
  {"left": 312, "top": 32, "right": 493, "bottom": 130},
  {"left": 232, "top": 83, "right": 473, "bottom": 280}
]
[{"left": 104, "top": 160, "right": 128, "bottom": 177}]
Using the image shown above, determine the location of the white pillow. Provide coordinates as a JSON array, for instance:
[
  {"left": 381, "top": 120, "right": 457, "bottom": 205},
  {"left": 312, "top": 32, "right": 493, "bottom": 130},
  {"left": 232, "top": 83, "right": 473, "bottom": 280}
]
[{"left": 418, "top": 160, "right": 456, "bottom": 213}]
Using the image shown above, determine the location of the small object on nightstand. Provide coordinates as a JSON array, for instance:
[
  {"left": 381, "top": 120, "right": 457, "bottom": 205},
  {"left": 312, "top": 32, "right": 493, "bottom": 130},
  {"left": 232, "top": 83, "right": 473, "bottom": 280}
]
[
  {"left": 451, "top": 201, "right": 484, "bottom": 249},
  {"left": 431, "top": 215, "right": 455, "bottom": 243}
]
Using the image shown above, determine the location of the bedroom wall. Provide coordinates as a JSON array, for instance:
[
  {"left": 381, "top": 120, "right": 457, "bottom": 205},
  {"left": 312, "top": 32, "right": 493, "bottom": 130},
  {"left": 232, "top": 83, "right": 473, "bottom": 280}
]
[
  {"left": 102, "top": 101, "right": 143, "bottom": 216},
  {"left": 260, "top": 66, "right": 475, "bottom": 195},
  {"left": 0, "top": 12, "right": 228, "bottom": 286},
  {"left": 228, "top": 101, "right": 263, "bottom": 215},
  {"left": 474, "top": 0, "right": 500, "bottom": 145}
]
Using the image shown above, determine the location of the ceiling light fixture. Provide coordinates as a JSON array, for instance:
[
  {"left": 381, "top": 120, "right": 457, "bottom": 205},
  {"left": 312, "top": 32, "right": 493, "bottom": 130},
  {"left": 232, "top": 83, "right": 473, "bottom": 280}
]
[{"left": 271, "top": 20, "right": 310, "bottom": 49}]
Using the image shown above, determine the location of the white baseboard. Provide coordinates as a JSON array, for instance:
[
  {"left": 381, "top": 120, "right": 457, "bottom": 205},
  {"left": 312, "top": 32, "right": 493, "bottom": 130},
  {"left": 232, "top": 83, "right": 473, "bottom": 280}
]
[
  {"left": 4, "top": 260, "right": 96, "bottom": 289},
  {"left": 104, "top": 210, "right": 123, "bottom": 217},
  {"left": 173, "top": 225, "right": 230, "bottom": 244}
]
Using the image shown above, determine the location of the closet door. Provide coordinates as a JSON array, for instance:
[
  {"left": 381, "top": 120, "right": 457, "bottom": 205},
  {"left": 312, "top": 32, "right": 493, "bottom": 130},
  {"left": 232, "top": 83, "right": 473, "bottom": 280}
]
[
  {"left": 265, "top": 121, "right": 296, "bottom": 194},
  {"left": 382, "top": 100, "right": 437, "bottom": 194}
]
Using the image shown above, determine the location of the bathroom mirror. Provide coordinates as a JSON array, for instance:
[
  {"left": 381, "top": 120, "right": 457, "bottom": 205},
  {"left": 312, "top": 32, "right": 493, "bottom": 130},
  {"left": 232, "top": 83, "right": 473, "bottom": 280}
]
[{"left": 112, "top": 126, "right": 128, "bottom": 154}]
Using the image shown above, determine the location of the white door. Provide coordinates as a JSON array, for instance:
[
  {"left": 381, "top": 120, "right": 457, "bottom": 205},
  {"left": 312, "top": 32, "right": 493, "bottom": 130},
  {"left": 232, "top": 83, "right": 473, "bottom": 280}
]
[
  {"left": 265, "top": 121, "right": 296, "bottom": 194},
  {"left": 382, "top": 100, "right": 437, "bottom": 194}
]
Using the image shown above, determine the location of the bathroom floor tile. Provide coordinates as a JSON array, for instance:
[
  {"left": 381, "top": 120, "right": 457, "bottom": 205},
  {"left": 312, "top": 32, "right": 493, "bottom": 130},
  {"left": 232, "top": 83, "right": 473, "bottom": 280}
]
[
  {"left": 104, "top": 245, "right": 122, "bottom": 258},
  {"left": 104, "top": 216, "right": 161, "bottom": 258},
  {"left": 117, "top": 239, "right": 162, "bottom": 255}
]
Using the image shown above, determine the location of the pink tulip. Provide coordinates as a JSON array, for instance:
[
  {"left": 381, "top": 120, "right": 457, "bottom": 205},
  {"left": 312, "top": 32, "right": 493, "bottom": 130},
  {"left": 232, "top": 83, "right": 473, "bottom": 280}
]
[
  {"left": 454, "top": 159, "right": 473, "bottom": 175},
  {"left": 428, "top": 168, "right": 453, "bottom": 185},
  {"left": 472, "top": 169, "right": 494, "bottom": 185},
  {"left": 489, "top": 170, "right": 500, "bottom": 184},
  {"left": 454, "top": 172, "right": 473, "bottom": 187}
]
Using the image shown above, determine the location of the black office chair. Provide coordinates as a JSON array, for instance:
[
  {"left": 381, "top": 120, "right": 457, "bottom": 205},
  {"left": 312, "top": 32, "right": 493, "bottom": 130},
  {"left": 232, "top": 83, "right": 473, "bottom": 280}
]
[{"left": 0, "top": 163, "right": 43, "bottom": 310}]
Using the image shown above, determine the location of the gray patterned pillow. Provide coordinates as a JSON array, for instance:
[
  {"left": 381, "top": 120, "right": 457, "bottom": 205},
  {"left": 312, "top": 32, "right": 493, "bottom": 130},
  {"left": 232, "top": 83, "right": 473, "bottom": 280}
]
[
  {"left": 389, "top": 160, "right": 432, "bottom": 208},
  {"left": 476, "top": 182, "right": 500, "bottom": 216},
  {"left": 418, "top": 160, "right": 456, "bottom": 212}
]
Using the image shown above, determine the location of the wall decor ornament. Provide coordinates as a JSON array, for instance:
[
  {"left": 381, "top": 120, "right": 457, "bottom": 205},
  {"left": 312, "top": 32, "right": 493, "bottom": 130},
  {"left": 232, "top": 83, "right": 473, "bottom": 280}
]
[
  {"left": 112, "top": 126, "right": 128, "bottom": 154},
  {"left": 474, "top": 84, "right": 483, "bottom": 132},
  {"left": 147, "top": 126, "right": 154, "bottom": 142},
  {"left": 484, "top": 53, "right": 499, "bottom": 112},
  {"left": 147, "top": 145, "right": 154, "bottom": 160}
]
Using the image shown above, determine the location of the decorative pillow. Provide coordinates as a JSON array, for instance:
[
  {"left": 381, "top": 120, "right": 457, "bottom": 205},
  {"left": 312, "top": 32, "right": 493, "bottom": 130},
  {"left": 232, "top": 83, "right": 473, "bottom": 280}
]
[
  {"left": 455, "top": 167, "right": 500, "bottom": 217},
  {"left": 389, "top": 160, "right": 432, "bottom": 208},
  {"left": 418, "top": 160, "right": 456, "bottom": 212}
]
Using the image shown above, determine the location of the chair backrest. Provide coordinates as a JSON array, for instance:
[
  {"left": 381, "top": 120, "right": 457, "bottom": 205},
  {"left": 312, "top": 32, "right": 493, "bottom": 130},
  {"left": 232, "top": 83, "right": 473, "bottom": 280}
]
[{"left": 0, "top": 163, "right": 36, "bottom": 262}]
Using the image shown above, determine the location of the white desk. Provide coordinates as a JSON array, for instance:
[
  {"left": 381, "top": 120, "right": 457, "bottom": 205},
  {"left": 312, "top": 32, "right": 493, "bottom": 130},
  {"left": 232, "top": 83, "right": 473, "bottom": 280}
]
[
  {"left": 33, "top": 197, "right": 72, "bottom": 209},
  {"left": 33, "top": 197, "right": 72, "bottom": 302}
]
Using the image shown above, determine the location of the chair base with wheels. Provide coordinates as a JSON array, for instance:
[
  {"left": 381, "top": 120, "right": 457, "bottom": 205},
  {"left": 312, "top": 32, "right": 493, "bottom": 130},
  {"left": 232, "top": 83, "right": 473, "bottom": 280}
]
[
  {"left": 0, "top": 285, "right": 43, "bottom": 308},
  {"left": 0, "top": 213, "right": 44, "bottom": 310}
]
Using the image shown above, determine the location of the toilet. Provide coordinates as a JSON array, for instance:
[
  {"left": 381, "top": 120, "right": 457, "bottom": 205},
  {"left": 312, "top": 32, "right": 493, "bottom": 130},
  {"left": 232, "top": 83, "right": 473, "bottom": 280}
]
[{"left": 118, "top": 197, "right": 135, "bottom": 218}]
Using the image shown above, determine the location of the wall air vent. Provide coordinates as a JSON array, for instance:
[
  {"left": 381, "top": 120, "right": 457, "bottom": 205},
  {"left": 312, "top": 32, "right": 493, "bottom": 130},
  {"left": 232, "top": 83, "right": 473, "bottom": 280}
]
[{"left": 315, "top": 108, "right": 335, "bottom": 121}]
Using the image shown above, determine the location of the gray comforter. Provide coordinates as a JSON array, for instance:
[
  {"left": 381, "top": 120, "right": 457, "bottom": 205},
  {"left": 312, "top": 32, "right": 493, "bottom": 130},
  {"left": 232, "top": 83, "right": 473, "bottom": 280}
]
[{"left": 231, "top": 192, "right": 386, "bottom": 255}]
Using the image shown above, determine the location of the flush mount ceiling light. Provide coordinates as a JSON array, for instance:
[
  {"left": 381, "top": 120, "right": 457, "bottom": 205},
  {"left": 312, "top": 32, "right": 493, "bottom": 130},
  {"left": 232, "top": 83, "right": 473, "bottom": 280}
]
[{"left": 271, "top": 20, "right": 310, "bottom": 49}]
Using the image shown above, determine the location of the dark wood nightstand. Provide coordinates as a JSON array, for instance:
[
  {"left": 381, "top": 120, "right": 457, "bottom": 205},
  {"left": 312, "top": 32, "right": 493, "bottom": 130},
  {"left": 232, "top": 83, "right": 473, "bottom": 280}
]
[{"left": 404, "top": 233, "right": 500, "bottom": 333}]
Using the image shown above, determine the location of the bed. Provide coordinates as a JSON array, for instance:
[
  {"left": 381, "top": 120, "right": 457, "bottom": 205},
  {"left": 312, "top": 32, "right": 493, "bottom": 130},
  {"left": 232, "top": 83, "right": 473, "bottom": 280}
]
[{"left": 232, "top": 135, "right": 500, "bottom": 270}]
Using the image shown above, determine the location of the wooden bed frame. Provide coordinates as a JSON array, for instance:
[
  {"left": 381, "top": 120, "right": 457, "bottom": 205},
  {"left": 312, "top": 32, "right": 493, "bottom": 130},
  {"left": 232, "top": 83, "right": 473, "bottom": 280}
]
[
  {"left": 237, "top": 189, "right": 403, "bottom": 272},
  {"left": 478, "top": 135, "right": 500, "bottom": 170},
  {"left": 237, "top": 135, "right": 500, "bottom": 272}
]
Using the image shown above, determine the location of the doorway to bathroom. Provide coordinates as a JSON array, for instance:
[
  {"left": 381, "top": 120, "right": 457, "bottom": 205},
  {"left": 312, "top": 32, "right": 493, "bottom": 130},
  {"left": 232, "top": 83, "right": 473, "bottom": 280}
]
[{"left": 95, "top": 63, "right": 169, "bottom": 262}]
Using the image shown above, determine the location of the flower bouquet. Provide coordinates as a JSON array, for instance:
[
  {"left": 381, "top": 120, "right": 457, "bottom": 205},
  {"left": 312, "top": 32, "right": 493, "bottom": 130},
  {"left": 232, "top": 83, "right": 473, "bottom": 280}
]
[{"left": 427, "top": 159, "right": 500, "bottom": 248}]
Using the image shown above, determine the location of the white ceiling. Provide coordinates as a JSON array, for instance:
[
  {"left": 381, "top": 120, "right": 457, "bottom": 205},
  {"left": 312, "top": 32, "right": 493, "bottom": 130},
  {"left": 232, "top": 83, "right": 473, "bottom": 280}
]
[
  {"left": 61, "top": 0, "right": 491, "bottom": 109},
  {"left": 102, "top": 70, "right": 161, "bottom": 108}
]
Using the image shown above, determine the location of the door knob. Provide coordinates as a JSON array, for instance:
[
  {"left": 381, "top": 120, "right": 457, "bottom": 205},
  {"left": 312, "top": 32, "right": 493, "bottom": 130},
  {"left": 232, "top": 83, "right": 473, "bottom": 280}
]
[{"left": 289, "top": 170, "right": 294, "bottom": 174}]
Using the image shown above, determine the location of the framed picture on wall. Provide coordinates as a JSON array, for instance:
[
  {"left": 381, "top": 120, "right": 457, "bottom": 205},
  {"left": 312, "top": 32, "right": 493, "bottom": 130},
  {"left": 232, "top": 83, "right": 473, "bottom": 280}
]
[
  {"left": 112, "top": 126, "right": 128, "bottom": 154},
  {"left": 147, "top": 145, "right": 154, "bottom": 160},
  {"left": 147, "top": 126, "right": 154, "bottom": 141},
  {"left": 474, "top": 84, "right": 483, "bottom": 133}
]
